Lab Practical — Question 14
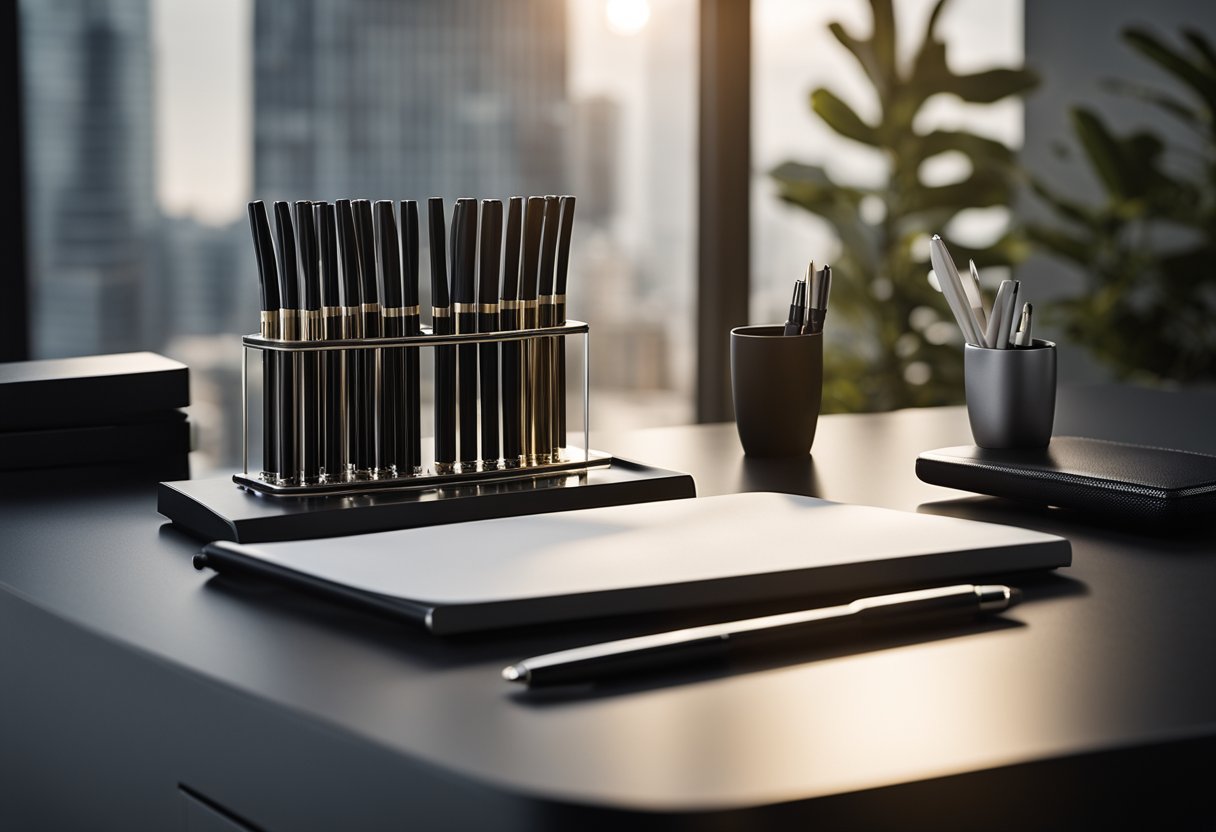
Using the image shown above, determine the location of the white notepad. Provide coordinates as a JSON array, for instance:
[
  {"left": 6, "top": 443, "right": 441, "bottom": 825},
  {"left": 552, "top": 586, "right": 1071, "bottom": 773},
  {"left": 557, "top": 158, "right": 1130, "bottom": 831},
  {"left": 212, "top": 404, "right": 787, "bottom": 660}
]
[{"left": 199, "top": 492, "right": 1070, "bottom": 634}]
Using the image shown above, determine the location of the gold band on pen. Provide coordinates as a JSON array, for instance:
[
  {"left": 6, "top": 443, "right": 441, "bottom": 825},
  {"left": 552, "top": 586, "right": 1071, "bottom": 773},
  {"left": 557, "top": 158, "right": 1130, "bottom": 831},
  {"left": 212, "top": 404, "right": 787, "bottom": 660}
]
[
  {"left": 519, "top": 299, "right": 538, "bottom": 311},
  {"left": 478, "top": 303, "right": 499, "bottom": 314},
  {"left": 300, "top": 310, "right": 324, "bottom": 340},
  {"left": 499, "top": 300, "right": 521, "bottom": 310},
  {"left": 322, "top": 306, "right": 343, "bottom": 318},
  {"left": 278, "top": 308, "right": 299, "bottom": 340},
  {"left": 453, "top": 302, "right": 477, "bottom": 314},
  {"left": 381, "top": 306, "right": 408, "bottom": 318},
  {"left": 401, "top": 305, "right": 420, "bottom": 316},
  {"left": 539, "top": 294, "right": 558, "bottom": 305},
  {"left": 431, "top": 307, "right": 451, "bottom": 318},
  {"left": 259, "top": 309, "right": 280, "bottom": 339},
  {"left": 361, "top": 302, "right": 381, "bottom": 314}
]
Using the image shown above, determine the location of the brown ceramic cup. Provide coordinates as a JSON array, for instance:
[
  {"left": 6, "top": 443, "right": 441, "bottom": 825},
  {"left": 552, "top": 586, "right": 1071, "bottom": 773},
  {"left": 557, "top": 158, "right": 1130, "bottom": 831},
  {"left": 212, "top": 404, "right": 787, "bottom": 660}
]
[{"left": 730, "top": 325, "right": 823, "bottom": 457}]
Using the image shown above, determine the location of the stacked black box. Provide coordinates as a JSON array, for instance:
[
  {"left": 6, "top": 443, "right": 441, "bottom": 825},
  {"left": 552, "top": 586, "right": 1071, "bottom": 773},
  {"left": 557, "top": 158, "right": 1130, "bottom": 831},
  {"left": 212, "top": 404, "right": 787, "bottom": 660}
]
[{"left": 0, "top": 352, "right": 191, "bottom": 483}]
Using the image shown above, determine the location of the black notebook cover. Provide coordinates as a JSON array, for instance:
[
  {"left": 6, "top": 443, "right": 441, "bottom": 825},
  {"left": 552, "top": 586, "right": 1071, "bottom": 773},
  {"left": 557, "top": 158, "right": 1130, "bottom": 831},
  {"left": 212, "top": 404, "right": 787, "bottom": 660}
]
[{"left": 0, "top": 352, "right": 189, "bottom": 431}]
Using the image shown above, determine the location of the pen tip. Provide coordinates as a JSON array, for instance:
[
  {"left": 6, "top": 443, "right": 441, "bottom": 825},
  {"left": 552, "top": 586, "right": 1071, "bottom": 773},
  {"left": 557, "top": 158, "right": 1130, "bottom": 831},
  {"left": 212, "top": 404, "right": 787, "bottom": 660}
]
[
  {"left": 1007, "top": 587, "right": 1023, "bottom": 607},
  {"left": 501, "top": 665, "right": 522, "bottom": 682}
]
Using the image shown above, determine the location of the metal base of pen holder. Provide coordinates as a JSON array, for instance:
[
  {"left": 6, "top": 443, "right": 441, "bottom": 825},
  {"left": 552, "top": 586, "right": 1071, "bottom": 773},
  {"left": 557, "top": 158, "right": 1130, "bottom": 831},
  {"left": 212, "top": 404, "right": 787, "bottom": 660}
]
[
  {"left": 239, "top": 320, "right": 596, "bottom": 497},
  {"left": 157, "top": 319, "right": 698, "bottom": 543}
]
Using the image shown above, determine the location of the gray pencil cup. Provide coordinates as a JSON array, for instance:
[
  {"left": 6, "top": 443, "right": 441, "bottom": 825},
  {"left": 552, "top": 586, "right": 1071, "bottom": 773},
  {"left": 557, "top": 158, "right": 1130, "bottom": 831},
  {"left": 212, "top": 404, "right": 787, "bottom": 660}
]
[
  {"left": 730, "top": 325, "right": 823, "bottom": 457},
  {"left": 964, "top": 340, "right": 1056, "bottom": 449}
]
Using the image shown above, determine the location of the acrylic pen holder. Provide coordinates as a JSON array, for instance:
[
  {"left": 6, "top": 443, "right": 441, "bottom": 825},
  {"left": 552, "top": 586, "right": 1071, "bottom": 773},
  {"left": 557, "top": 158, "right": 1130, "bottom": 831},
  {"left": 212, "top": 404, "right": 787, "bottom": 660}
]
[{"left": 237, "top": 320, "right": 607, "bottom": 497}]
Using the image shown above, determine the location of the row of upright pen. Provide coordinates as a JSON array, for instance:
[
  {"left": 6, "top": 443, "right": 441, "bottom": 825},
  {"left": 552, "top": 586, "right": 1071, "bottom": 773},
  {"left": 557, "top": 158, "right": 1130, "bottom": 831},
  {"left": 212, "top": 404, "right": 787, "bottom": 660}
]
[{"left": 246, "top": 194, "right": 577, "bottom": 486}]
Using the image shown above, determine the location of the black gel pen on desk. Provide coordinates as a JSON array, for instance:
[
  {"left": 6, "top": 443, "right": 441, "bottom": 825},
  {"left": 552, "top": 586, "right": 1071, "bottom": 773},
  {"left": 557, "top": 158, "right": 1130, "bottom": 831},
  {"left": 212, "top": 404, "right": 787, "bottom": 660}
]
[
  {"left": 803, "top": 263, "right": 832, "bottom": 335},
  {"left": 336, "top": 199, "right": 364, "bottom": 476},
  {"left": 428, "top": 197, "right": 456, "bottom": 473},
  {"left": 478, "top": 199, "right": 503, "bottom": 469},
  {"left": 315, "top": 201, "right": 345, "bottom": 480},
  {"left": 246, "top": 201, "right": 281, "bottom": 482},
  {"left": 352, "top": 199, "right": 382, "bottom": 476},
  {"left": 499, "top": 197, "right": 524, "bottom": 467},
  {"left": 271, "top": 201, "right": 299, "bottom": 483},
  {"left": 375, "top": 200, "right": 405, "bottom": 475},
  {"left": 399, "top": 200, "right": 422, "bottom": 475},
  {"left": 503, "top": 584, "right": 1021, "bottom": 688},
  {"left": 535, "top": 195, "right": 561, "bottom": 463},
  {"left": 454, "top": 198, "right": 480, "bottom": 470},
  {"left": 552, "top": 195, "right": 576, "bottom": 454},
  {"left": 519, "top": 196, "right": 545, "bottom": 464},
  {"left": 295, "top": 200, "right": 323, "bottom": 484}
]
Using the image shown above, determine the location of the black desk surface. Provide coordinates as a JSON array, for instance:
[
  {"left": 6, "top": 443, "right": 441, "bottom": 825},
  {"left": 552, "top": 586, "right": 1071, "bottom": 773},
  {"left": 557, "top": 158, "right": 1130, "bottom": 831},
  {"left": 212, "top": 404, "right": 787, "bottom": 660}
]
[{"left": 4, "top": 384, "right": 1215, "bottom": 830}]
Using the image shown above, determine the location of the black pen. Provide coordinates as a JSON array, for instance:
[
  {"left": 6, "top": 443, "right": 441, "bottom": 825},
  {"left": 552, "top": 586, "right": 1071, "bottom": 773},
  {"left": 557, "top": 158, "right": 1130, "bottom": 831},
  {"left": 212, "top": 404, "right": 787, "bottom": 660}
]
[
  {"left": 478, "top": 199, "right": 503, "bottom": 469},
  {"left": 453, "top": 198, "right": 480, "bottom": 470},
  {"left": 315, "top": 201, "right": 345, "bottom": 481},
  {"left": 519, "top": 196, "right": 545, "bottom": 465},
  {"left": 399, "top": 200, "right": 422, "bottom": 476},
  {"left": 375, "top": 200, "right": 405, "bottom": 475},
  {"left": 271, "top": 201, "right": 299, "bottom": 483},
  {"left": 246, "top": 201, "right": 281, "bottom": 482},
  {"left": 428, "top": 197, "right": 456, "bottom": 473},
  {"left": 499, "top": 197, "right": 524, "bottom": 467},
  {"left": 352, "top": 199, "right": 382, "bottom": 476},
  {"left": 535, "top": 196, "right": 561, "bottom": 463},
  {"left": 503, "top": 584, "right": 1021, "bottom": 688},
  {"left": 804, "top": 263, "right": 832, "bottom": 335},
  {"left": 552, "top": 195, "right": 576, "bottom": 454},
  {"left": 294, "top": 200, "right": 323, "bottom": 484},
  {"left": 784, "top": 271, "right": 808, "bottom": 337},
  {"left": 335, "top": 199, "right": 364, "bottom": 477}
]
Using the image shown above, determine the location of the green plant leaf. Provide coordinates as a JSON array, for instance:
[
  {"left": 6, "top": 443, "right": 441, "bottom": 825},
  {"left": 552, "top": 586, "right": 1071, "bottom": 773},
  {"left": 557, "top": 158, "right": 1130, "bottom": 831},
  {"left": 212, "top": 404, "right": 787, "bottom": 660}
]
[
  {"left": 912, "top": 129, "right": 1016, "bottom": 167},
  {"left": 942, "top": 68, "right": 1039, "bottom": 103},
  {"left": 811, "top": 88, "right": 879, "bottom": 146},
  {"left": 922, "top": 0, "right": 950, "bottom": 41},
  {"left": 829, "top": 22, "right": 886, "bottom": 95},
  {"left": 869, "top": 0, "right": 897, "bottom": 84},
  {"left": 1026, "top": 224, "right": 1095, "bottom": 267},
  {"left": 1071, "top": 108, "right": 1134, "bottom": 199},
  {"left": 1123, "top": 28, "right": 1216, "bottom": 109},
  {"left": 1101, "top": 78, "right": 1204, "bottom": 130},
  {"left": 1182, "top": 28, "right": 1216, "bottom": 75},
  {"left": 1029, "top": 178, "right": 1100, "bottom": 229}
]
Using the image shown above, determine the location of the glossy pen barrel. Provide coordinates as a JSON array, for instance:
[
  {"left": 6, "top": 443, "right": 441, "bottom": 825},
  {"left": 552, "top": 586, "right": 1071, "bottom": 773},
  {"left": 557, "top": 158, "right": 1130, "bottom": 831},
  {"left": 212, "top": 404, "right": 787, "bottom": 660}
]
[
  {"left": 536, "top": 298, "right": 557, "bottom": 463},
  {"left": 322, "top": 310, "right": 345, "bottom": 478},
  {"left": 299, "top": 312, "right": 324, "bottom": 484},
  {"left": 456, "top": 306, "right": 479, "bottom": 467},
  {"left": 554, "top": 297, "right": 566, "bottom": 454},
  {"left": 274, "top": 311, "right": 299, "bottom": 482},
  {"left": 360, "top": 307, "right": 382, "bottom": 475},
  {"left": 380, "top": 313, "right": 406, "bottom": 473},
  {"left": 433, "top": 310, "right": 457, "bottom": 471},
  {"left": 500, "top": 304, "right": 522, "bottom": 465},
  {"left": 520, "top": 300, "right": 538, "bottom": 462},
  {"left": 478, "top": 306, "right": 500, "bottom": 467},
  {"left": 403, "top": 313, "right": 422, "bottom": 475},
  {"left": 259, "top": 311, "right": 280, "bottom": 479},
  {"left": 340, "top": 309, "right": 362, "bottom": 478}
]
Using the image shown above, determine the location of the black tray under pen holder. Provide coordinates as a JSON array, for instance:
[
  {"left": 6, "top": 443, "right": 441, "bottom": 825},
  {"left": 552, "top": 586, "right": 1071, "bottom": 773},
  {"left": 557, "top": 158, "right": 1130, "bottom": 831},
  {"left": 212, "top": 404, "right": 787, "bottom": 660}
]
[{"left": 159, "top": 321, "right": 696, "bottom": 542}]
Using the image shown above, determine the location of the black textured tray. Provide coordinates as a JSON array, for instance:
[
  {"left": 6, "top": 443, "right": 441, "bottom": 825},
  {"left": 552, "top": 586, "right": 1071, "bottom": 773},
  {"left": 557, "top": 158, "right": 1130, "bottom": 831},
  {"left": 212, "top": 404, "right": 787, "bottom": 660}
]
[
  {"left": 159, "top": 456, "right": 696, "bottom": 543},
  {"left": 916, "top": 436, "right": 1216, "bottom": 526}
]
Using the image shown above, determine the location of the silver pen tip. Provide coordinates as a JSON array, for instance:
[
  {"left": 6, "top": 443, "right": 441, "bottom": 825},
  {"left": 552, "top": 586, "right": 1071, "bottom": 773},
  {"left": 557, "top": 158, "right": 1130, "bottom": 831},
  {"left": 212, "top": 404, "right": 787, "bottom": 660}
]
[
  {"left": 803, "top": 260, "right": 816, "bottom": 282},
  {"left": 976, "top": 584, "right": 1022, "bottom": 612},
  {"left": 501, "top": 665, "right": 523, "bottom": 682}
]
